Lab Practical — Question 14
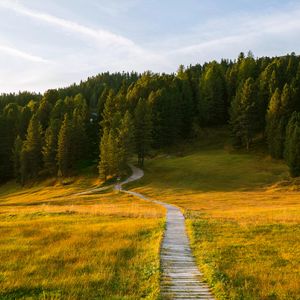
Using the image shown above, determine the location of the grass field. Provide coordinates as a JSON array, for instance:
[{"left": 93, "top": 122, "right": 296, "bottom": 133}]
[
  {"left": 0, "top": 178, "right": 165, "bottom": 299},
  {"left": 129, "top": 130, "right": 300, "bottom": 300}
]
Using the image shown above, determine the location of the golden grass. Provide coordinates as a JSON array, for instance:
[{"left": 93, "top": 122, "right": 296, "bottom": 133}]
[
  {"left": 0, "top": 181, "right": 165, "bottom": 299},
  {"left": 129, "top": 144, "right": 300, "bottom": 299}
]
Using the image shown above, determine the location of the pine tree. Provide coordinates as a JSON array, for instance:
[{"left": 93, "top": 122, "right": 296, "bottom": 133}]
[
  {"left": 107, "top": 129, "right": 118, "bottom": 176},
  {"left": 57, "top": 114, "right": 73, "bottom": 177},
  {"left": 98, "top": 128, "right": 110, "bottom": 180},
  {"left": 134, "top": 99, "right": 152, "bottom": 167},
  {"left": 43, "top": 119, "right": 60, "bottom": 175},
  {"left": 266, "top": 84, "right": 295, "bottom": 159},
  {"left": 37, "top": 98, "right": 52, "bottom": 130},
  {"left": 117, "top": 111, "right": 135, "bottom": 172},
  {"left": 20, "top": 114, "right": 43, "bottom": 183},
  {"left": 12, "top": 135, "right": 23, "bottom": 183},
  {"left": 285, "top": 112, "right": 300, "bottom": 177},
  {"left": 98, "top": 87, "right": 110, "bottom": 119},
  {"left": 0, "top": 115, "right": 15, "bottom": 183},
  {"left": 199, "top": 62, "right": 227, "bottom": 125},
  {"left": 176, "top": 77, "right": 194, "bottom": 138},
  {"left": 72, "top": 108, "right": 87, "bottom": 163},
  {"left": 230, "top": 78, "right": 258, "bottom": 150},
  {"left": 73, "top": 93, "right": 88, "bottom": 121},
  {"left": 266, "top": 89, "right": 282, "bottom": 158},
  {"left": 51, "top": 99, "right": 65, "bottom": 121},
  {"left": 100, "top": 89, "right": 116, "bottom": 130}
]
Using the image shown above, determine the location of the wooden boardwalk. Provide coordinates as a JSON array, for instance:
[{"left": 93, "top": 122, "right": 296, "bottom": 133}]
[{"left": 118, "top": 165, "right": 215, "bottom": 300}]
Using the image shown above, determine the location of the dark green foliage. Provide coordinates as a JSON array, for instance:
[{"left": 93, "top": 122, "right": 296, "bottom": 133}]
[
  {"left": 230, "top": 78, "right": 259, "bottom": 150},
  {"left": 199, "top": 62, "right": 227, "bottom": 125},
  {"left": 117, "top": 111, "right": 135, "bottom": 171},
  {"left": 266, "top": 84, "right": 295, "bottom": 159},
  {"left": 20, "top": 115, "right": 43, "bottom": 184},
  {"left": 0, "top": 115, "right": 15, "bottom": 182},
  {"left": 50, "top": 99, "right": 65, "bottom": 120},
  {"left": 98, "top": 128, "right": 110, "bottom": 180},
  {"left": 98, "top": 111, "right": 134, "bottom": 179},
  {"left": 12, "top": 136, "right": 23, "bottom": 182},
  {"left": 149, "top": 87, "right": 181, "bottom": 147},
  {"left": 57, "top": 114, "right": 73, "bottom": 177},
  {"left": 37, "top": 98, "right": 53, "bottom": 129},
  {"left": 1, "top": 53, "right": 300, "bottom": 184},
  {"left": 100, "top": 90, "right": 116, "bottom": 130},
  {"left": 266, "top": 89, "right": 283, "bottom": 158},
  {"left": 43, "top": 119, "right": 60, "bottom": 175},
  {"left": 134, "top": 99, "right": 152, "bottom": 167},
  {"left": 285, "top": 112, "right": 300, "bottom": 177},
  {"left": 72, "top": 94, "right": 88, "bottom": 162},
  {"left": 237, "top": 51, "right": 257, "bottom": 83}
]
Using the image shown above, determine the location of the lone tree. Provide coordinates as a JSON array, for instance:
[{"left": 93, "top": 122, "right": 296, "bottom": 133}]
[{"left": 285, "top": 112, "right": 300, "bottom": 177}]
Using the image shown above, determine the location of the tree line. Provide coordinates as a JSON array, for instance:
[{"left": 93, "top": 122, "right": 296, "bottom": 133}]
[{"left": 1, "top": 52, "right": 300, "bottom": 184}]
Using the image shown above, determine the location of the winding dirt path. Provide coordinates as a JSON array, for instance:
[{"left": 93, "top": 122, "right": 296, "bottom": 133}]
[{"left": 117, "top": 165, "right": 214, "bottom": 300}]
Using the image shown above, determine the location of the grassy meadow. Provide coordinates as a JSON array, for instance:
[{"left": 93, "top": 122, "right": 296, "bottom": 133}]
[
  {"left": 0, "top": 177, "right": 165, "bottom": 299},
  {"left": 128, "top": 129, "right": 300, "bottom": 300}
]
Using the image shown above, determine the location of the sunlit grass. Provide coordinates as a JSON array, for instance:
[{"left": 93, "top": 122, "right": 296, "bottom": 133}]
[
  {"left": 129, "top": 140, "right": 300, "bottom": 299},
  {"left": 0, "top": 181, "right": 165, "bottom": 299}
]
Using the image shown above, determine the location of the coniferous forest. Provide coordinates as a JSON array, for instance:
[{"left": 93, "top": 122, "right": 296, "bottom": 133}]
[{"left": 1, "top": 51, "right": 300, "bottom": 185}]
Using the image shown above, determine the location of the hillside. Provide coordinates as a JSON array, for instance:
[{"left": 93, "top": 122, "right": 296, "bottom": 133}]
[
  {"left": 1, "top": 53, "right": 300, "bottom": 186},
  {"left": 127, "top": 130, "right": 300, "bottom": 299}
]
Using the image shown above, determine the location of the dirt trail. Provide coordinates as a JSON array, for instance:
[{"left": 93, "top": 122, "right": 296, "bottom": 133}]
[{"left": 117, "top": 164, "right": 214, "bottom": 300}]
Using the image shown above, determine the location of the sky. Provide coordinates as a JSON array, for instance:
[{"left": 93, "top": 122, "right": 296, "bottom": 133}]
[{"left": 0, "top": 0, "right": 300, "bottom": 93}]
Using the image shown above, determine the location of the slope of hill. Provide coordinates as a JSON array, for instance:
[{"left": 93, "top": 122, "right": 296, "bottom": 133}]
[{"left": 127, "top": 129, "right": 300, "bottom": 299}]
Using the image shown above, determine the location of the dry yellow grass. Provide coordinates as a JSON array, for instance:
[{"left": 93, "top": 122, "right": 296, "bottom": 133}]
[{"left": 0, "top": 180, "right": 165, "bottom": 299}]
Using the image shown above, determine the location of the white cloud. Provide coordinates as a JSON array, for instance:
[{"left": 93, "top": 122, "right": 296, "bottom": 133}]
[
  {"left": 0, "top": 44, "right": 49, "bottom": 63},
  {"left": 1, "top": 1, "right": 300, "bottom": 93},
  {"left": 0, "top": 0, "right": 171, "bottom": 92},
  {"left": 0, "top": 0, "right": 142, "bottom": 53}
]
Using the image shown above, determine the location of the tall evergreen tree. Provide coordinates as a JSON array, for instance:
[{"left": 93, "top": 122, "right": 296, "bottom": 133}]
[
  {"left": 57, "top": 114, "right": 73, "bottom": 177},
  {"left": 107, "top": 129, "right": 119, "bottom": 176},
  {"left": 37, "top": 98, "right": 53, "bottom": 130},
  {"left": 0, "top": 115, "right": 15, "bottom": 182},
  {"left": 199, "top": 62, "right": 227, "bottom": 125},
  {"left": 266, "top": 84, "right": 295, "bottom": 159},
  {"left": 266, "top": 89, "right": 283, "bottom": 158},
  {"left": 43, "top": 119, "right": 60, "bottom": 175},
  {"left": 12, "top": 135, "right": 23, "bottom": 183},
  {"left": 230, "top": 78, "right": 258, "bottom": 150},
  {"left": 117, "top": 111, "right": 135, "bottom": 172},
  {"left": 20, "top": 114, "right": 43, "bottom": 184},
  {"left": 72, "top": 108, "right": 87, "bottom": 163},
  {"left": 134, "top": 99, "right": 152, "bottom": 167},
  {"left": 100, "top": 90, "right": 116, "bottom": 130},
  {"left": 285, "top": 112, "right": 300, "bottom": 177},
  {"left": 98, "top": 128, "right": 110, "bottom": 180}
]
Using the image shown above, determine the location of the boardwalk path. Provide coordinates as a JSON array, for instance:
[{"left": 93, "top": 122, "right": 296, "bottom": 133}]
[{"left": 116, "top": 165, "right": 214, "bottom": 300}]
